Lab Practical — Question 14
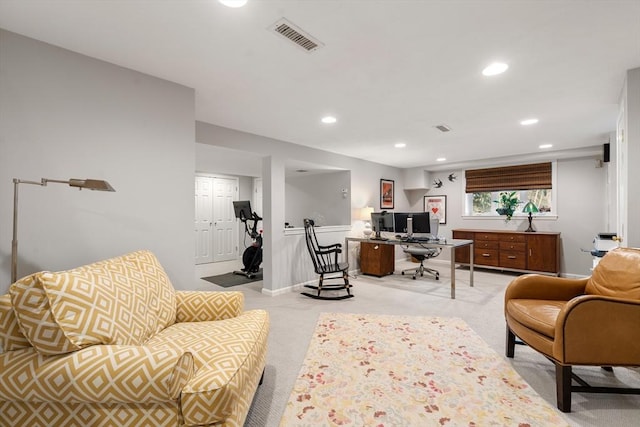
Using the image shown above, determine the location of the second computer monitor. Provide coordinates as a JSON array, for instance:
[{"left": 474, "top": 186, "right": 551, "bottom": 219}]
[
  {"left": 411, "top": 212, "right": 439, "bottom": 238},
  {"left": 393, "top": 212, "right": 410, "bottom": 234}
]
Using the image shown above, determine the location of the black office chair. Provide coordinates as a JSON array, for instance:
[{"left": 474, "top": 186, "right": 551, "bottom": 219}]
[
  {"left": 401, "top": 246, "right": 441, "bottom": 280},
  {"left": 302, "top": 218, "right": 353, "bottom": 300}
]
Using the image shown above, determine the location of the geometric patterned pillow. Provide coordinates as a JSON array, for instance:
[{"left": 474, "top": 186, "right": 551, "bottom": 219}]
[
  {"left": 0, "top": 293, "right": 31, "bottom": 353},
  {"left": 10, "top": 272, "right": 105, "bottom": 355},
  {"left": 10, "top": 250, "right": 177, "bottom": 356}
]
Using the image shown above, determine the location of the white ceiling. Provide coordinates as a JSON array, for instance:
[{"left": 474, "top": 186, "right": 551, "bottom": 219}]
[{"left": 1, "top": 0, "right": 639, "bottom": 170}]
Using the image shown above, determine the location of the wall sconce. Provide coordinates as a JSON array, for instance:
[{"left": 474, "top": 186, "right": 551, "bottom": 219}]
[{"left": 11, "top": 177, "right": 115, "bottom": 283}]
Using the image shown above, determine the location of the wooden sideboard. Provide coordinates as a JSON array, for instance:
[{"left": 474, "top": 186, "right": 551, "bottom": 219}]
[
  {"left": 360, "top": 241, "right": 395, "bottom": 277},
  {"left": 452, "top": 229, "right": 560, "bottom": 275}
]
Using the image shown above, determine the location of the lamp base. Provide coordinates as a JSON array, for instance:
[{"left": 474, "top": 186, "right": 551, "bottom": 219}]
[{"left": 525, "top": 212, "right": 535, "bottom": 232}]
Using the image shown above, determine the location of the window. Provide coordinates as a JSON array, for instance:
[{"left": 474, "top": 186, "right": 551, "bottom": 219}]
[
  {"left": 469, "top": 189, "right": 552, "bottom": 216},
  {"left": 464, "top": 162, "right": 555, "bottom": 217}
]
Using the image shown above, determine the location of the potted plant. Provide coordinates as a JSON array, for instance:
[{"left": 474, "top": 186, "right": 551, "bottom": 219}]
[{"left": 495, "top": 191, "right": 521, "bottom": 221}]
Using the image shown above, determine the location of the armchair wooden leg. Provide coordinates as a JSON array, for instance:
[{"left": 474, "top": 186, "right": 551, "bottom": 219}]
[
  {"left": 556, "top": 364, "right": 572, "bottom": 413},
  {"left": 506, "top": 327, "right": 516, "bottom": 358}
]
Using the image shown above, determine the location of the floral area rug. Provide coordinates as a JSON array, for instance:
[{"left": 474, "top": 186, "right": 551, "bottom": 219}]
[{"left": 280, "top": 312, "right": 567, "bottom": 426}]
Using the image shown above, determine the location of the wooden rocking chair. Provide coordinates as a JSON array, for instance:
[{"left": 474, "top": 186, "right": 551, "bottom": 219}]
[{"left": 302, "top": 218, "right": 353, "bottom": 300}]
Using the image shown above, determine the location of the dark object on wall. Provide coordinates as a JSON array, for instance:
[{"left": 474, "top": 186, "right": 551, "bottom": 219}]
[
  {"left": 433, "top": 178, "right": 443, "bottom": 188},
  {"left": 603, "top": 142, "right": 611, "bottom": 163},
  {"left": 448, "top": 173, "right": 457, "bottom": 182}
]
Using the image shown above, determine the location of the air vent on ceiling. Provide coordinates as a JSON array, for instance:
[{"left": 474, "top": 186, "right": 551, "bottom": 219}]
[
  {"left": 434, "top": 124, "right": 452, "bottom": 133},
  {"left": 269, "top": 18, "right": 324, "bottom": 53}
]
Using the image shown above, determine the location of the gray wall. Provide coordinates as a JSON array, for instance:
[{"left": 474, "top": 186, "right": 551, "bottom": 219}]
[
  {"left": 0, "top": 30, "right": 195, "bottom": 293},
  {"left": 285, "top": 171, "right": 351, "bottom": 227}
]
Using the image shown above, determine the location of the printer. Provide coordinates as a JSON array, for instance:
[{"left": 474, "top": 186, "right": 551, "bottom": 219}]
[{"left": 589, "top": 233, "right": 619, "bottom": 268}]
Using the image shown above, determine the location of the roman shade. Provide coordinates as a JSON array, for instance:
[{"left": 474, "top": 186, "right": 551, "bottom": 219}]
[{"left": 465, "top": 162, "right": 552, "bottom": 193}]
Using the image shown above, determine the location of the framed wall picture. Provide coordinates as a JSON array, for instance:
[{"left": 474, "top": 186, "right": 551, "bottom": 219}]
[
  {"left": 380, "top": 179, "right": 395, "bottom": 209},
  {"left": 424, "top": 195, "right": 447, "bottom": 224}
]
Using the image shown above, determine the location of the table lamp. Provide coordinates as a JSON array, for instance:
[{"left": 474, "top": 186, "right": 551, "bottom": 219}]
[
  {"left": 361, "top": 206, "right": 374, "bottom": 238},
  {"left": 522, "top": 201, "right": 539, "bottom": 232}
]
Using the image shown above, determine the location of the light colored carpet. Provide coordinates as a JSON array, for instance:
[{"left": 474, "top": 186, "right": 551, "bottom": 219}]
[
  {"left": 279, "top": 312, "right": 567, "bottom": 426},
  {"left": 196, "top": 259, "right": 640, "bottom": 426}
]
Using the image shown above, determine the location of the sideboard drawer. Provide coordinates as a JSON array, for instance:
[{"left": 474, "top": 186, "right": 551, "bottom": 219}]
[
  {"left": 500, "top": 242, "right": 526, "bottom": 252},
  {"left": 500, "top": 252, "right": 527, "bottom": 269},
  {"left": 502, "top": 234, "right": 526, "bottom": 243},
  {"left": 477, "top": 241, "right": 499, "bottom": 250},
  {"left": 475, "top": 248, "right": 500, "bottom": 267},
  {"left": 476, "top": 233, "right": 501, "bottom": 241}
]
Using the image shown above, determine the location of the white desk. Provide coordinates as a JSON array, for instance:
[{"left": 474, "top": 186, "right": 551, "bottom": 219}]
[{"left": 345, "top": 237, "right": 474, "bottom": 299}]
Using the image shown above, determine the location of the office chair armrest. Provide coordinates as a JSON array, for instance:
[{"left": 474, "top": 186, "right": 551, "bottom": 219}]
[
  {"left": 553, "top": 295, "right": 640, "bottom": 364},
  {"left": 504, "top": 274, "right": 588, "bottom": 304}
]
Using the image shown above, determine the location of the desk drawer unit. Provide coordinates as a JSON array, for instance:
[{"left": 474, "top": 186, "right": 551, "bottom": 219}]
[{"left": 360, "top": 242, "right": 395, "bottom": 277}]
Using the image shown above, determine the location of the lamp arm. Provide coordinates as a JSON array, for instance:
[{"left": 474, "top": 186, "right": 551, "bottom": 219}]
[{"left": 41, "top": 178, "right": 71, "bottom": 186}]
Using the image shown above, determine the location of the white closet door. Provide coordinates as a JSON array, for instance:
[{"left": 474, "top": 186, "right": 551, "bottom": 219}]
[
  {"left": 194, "top": 176, "right": 213, "bottom": 264},
  {"left": 213, "top": 177, "right": 238, "bottom": 262}
]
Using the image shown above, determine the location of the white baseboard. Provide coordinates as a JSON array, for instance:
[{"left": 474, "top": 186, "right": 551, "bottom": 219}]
[{"left": 261, "top": 280, "right": 308, "bottom": 296}]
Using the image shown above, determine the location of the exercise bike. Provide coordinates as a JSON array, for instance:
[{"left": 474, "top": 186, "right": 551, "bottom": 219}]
[{"left": 232, "top": 200, "right": 263, "bottom": 279}]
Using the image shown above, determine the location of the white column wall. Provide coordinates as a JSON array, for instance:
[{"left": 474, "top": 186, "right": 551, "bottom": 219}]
[{"left": 623, "top": 68, "right": 640, "bottom": 247}]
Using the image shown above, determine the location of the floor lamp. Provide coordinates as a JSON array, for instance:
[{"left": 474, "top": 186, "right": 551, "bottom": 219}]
[{"left": 11, "top": 178, "right": 115, "bottom": 283}]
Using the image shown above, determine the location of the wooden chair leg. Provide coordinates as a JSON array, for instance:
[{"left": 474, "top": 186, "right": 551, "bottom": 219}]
[
  {"left": 556, "top": 363, "right": 572, "bottom": 413},
  {"left": 318, "top": 274, "right": 324, "bottom": 297},
  {"left": 506, "top": 327, "right": 516, "bottom": 358}
]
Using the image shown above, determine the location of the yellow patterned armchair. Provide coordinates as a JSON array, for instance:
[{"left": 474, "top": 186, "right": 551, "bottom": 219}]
[{"left": 0, "top": 250, "right": 269, "bottom": 426}]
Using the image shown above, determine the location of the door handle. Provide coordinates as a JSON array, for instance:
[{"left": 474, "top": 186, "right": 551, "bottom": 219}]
[{"left": 507, "top": 255, "right": 517, "bottom": 259}]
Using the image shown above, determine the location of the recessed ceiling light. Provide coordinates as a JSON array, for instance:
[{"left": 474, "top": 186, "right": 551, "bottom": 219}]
[
  {"left": 436, "top": 157, "right": 447, "bottom": 162},
  {"left": 520, "top": 118, "right": 539, "bottom": 126},
  {"left": 321, "top": 116, "right": 337, "bottom": 124},
  {"left": 539, "top": 144, "right": 553, "bottom": 149},
  {"left": 218, "top": 0, "right": 248, "bottom": 7},
  {"left": 394, "top": 142, "right": 406, "bottom": 148},
  {"left": 482, "top": 62, "right": 509, "bottom": 76}
]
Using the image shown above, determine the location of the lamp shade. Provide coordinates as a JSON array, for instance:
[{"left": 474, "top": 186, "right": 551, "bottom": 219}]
[
  {"left": 522, "top": 201, "right": 539, "bottom": 214},
  {"left": 360, "top": 206, "right": 374, "bottom": 221},
  {"left": 68, "top": 179, "right": 115, "bottom": 191}
]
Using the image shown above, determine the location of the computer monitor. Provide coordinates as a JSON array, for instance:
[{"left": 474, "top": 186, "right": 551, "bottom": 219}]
[
  {"left": 370, "top": 211, "right": 394, "bottom": 236},
  {"left": 411, "top": 212, "right": 439, "bottom": 238},
  {"left": 393, "top": 212, "right": 410, "bottom": 234},
  {"left": 233, "top": 200, "right": 253, "bottom": 220}
]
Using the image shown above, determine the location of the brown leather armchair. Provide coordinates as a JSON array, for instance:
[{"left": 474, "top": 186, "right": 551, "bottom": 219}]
[{"left": 504, "top": 247, "right": 640, "bottom": 412}]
